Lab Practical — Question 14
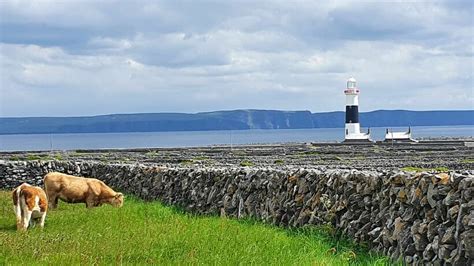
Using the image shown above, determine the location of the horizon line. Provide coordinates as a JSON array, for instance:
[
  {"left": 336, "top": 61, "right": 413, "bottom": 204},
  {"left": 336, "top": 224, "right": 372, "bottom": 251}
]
[{"left": 1, "top": 108, "right": 473, "bottom": 119}]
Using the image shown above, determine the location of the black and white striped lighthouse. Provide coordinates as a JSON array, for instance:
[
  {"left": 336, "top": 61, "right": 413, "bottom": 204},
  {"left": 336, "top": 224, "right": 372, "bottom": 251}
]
[{"left": 344, "top": 77, "right": 371, "bottom": 142}]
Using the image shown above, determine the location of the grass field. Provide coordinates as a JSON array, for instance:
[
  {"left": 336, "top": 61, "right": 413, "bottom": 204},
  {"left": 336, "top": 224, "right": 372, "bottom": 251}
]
[{"left": 0, "top": 191, "right": 389, "bottom": 265}]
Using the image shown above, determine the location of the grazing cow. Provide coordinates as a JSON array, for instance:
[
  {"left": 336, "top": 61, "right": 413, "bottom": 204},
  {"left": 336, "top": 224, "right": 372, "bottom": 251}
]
[
  {"left": 12, "top": 183, "right": 48, "bottom": 231},
  {"left": 44, "top": 172, "right": 124, "bottom": 209}
]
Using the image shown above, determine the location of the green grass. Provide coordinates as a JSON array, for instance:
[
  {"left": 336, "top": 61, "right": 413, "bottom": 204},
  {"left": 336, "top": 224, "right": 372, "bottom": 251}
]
[
  {"left": 461, "top": 158, "right": 474, "bottom": 164},
  {"left": 401, "top": 166, "right": 449, "bottom": 173},
  {"left": 145, "top": 150, "right": 159, "bottom": 157},
  {"left": 22, "top": 153, "right": 64, "bottom": 161},
  {"left": 179, "top": 159, "right": 195, "bottom": 165},
  {"left": 192, "top": 156, "right": 209, "bottom": 161},
  {"left": 52, "top": 154, "right": 63, "bottom": 161},
  {"left": 8, "top": 155, "right": 22, "bottom": 161},
  {"left": 97, "top": 153, "right": 111, "bottom": 162},
  {"left": 240, "top": 160, "right": 254, "bottom": 167},
  {"left": 0, "top": 191, "right": 389, "bottom": 265},
  {"left": 298, "top": 151, "right": 320, "bottom": 156},
  {"left": 25, "top": 154, "right": 43, "bottom": 161}
]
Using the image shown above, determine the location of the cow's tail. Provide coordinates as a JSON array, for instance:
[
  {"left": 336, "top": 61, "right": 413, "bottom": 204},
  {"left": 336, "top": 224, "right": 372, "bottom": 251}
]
[
  {"left": 12, "top": 187, "right": 19, "bottom": 209},
  {"left": 43, "top": 175, "right": 50, "bottom": 200},
  {"left": 13, "top": 184, "right": 26, "bottom": 209},
  {"left": 12, "top": 186, "right": 23, "bottom": 225},
  {"left": 18, "top": 186, "right": 29, "bottom": 211}
]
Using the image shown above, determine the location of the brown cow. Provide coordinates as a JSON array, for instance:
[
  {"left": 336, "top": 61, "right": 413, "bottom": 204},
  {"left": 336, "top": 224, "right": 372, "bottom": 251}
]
[
  {"left": 44, "top": 172, "right": 124, "bottom": 209},
  {"left": 12, "top": 183, "right": 48, "bottom": 231}
]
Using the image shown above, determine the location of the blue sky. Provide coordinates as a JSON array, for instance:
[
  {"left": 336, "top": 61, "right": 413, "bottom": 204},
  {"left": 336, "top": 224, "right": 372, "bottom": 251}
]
[{"left": 0, "top": 0, "right": 472, "bottom": 117}]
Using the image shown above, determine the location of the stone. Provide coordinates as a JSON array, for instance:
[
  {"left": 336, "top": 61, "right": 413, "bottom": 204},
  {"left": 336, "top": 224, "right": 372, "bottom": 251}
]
[
  {"left": 392, "top": 217, "right": 405, "bottom": 242},
  {"left": 433, "top": 173, "right": 450, "bottom": 185},
  {"left": 427, "top": 183, "right": 438, "bottom": 208},
  {"left": 391, "top": 172, "right": 406, "bottom": 185},
  {"left": 418, "top": 222, "right": 428, "bottom": 235},
  {"left": 411, "top": 187, "right": 423, "bottom": 204},
  {"left": 443, "top": 190, "right": 460, "bottom": 206},
  {"left": 438, "top": 244, "right": 455, "bottom": 261},
  {"left": 404, "top": 256, "right": 413, "bottom": 264},
  {"left": 412, "top": 254, "right": 421, "bottom": 264},
  {"left": 447, "top": 205, "right": 460, "bottom": 221},
  {"left": 427, "top": 220, "right": 439, "bottom": 242},
  {"left": 404, "top": 243, "right": 416, "bottom": 256},
  {"left": 398, "top": 189, "right": 408, "bottom": 202},
  {"left": 294, "top": 194, "right": 304, "bottom": 205},
  {"left": 441, "top": 226, "right": 456, "bottom": 245},
  {"left": 402, "top": 208, "right": 416, "bottom": 221},
  {"left": 460, "top": 229, "right": 474, "bottom": 259},
  {"left": 368, "top": 227, "right": 382, "bottom": 237},
  {"left": 414, "top": 233, "right": 428, "bottom": 251},
  {"left": 288, "top": 175, "right": 298, "bottom": 183},
  {"left": 423, "top": 243, "right": 435, "bottom": 262}
]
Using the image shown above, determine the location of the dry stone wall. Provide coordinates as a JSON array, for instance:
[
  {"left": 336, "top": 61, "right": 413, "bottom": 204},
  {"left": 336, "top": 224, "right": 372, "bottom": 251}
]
[{"left": 0, "top": 160, "right": 472, "bottom": 265}]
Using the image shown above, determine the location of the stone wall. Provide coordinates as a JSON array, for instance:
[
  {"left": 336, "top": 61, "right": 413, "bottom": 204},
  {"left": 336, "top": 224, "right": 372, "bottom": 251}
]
[{"left": 0, "top": 160, "right": 472, "bottom": 265}]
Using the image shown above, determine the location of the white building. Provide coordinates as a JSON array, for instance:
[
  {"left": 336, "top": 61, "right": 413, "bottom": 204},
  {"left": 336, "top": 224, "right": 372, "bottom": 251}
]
[{"left": 385, "top": 127, "right": 417, "bottom": 142}]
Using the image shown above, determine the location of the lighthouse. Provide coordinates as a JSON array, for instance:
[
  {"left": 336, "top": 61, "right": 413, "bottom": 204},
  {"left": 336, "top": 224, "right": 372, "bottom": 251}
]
[{"left": 344, "top": 77, "right": 371, "bottom": 142}]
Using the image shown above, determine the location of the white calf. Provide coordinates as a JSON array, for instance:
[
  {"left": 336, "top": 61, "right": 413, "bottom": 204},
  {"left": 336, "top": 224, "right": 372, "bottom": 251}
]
[{"left": 12, "top": 183, "right": 48, "bottom": 231}]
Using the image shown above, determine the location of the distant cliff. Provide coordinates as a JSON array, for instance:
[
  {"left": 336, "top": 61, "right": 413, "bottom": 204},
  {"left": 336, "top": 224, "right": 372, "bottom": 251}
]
[
  {"left": 0, "top": 109, "right": 472, "bottom": 134},
  {"left": 312, "top": 110, "right": 474, "bottom": 128}
]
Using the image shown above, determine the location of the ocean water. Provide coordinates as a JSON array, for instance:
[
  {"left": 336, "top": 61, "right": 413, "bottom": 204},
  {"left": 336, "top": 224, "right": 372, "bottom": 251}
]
[{"left": 0, "top": 125, "right": 472, "bottom": 152}]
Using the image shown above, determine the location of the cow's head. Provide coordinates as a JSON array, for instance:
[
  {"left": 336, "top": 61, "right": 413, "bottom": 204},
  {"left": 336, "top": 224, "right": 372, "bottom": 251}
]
[{"left": 111, "top": 192, "right": 124, "bottom": 207}]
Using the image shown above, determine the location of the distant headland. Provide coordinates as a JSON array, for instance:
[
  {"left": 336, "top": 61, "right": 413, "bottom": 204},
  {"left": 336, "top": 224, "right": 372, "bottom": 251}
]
[{"left": 0, "top": 109, "right": 472, "bottom": 135}]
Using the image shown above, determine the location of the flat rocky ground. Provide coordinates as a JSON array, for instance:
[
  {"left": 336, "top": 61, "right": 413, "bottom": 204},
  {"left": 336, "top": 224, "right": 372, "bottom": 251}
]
[{"left": 1, "top": 140, "right": 473, "bottom": 172}]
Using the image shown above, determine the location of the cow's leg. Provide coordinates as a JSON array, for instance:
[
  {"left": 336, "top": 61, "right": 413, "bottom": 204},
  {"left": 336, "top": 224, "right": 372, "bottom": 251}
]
[
  {"left": 85, "top": 195, "right": 97, "bottom": 208},
  {"left": 22, "top": 209, "right": 32, "bottom": 231},
  {"left": 39, "top": 212, "right": 46, "bottom": 229},
  {"left": 53, "top": 196, "right": 59, "bottom": 208},
  {"left": 85, "top": 200, "right": 94, "bottom": 208},
  {"left": 49, "top": 194, "right": 58, "bottom": 209},
  {"left": 13, "top": 188, "right": 23, "bottom": 230},
  {"left": 13, "top": 203, "right": 22, "bottom": 231},
  {"left": 19, "top": 195, "right": 30, "bottom": 231}
]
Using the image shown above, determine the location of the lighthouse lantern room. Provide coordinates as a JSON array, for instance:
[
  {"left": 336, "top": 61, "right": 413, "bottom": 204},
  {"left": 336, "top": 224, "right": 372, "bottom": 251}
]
[{"left": 344, "top": 77, "right": 372, "bottom": 142}]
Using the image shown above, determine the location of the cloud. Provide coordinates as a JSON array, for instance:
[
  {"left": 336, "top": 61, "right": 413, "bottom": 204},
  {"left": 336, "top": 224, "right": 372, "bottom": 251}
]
[{"left": 0, "top": 0, "right": 472, "bottom": 116}]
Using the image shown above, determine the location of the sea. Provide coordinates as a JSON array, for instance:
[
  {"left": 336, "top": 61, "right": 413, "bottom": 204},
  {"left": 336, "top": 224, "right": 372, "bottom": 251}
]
[{"left": 0, "top": 125, "right": 472, "bottom": 152}]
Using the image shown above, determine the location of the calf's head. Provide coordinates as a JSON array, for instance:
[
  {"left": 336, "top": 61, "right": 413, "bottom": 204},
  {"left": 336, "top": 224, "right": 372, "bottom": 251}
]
[{"left": 110, "top": 192, "right": 124, "bottom": 207}]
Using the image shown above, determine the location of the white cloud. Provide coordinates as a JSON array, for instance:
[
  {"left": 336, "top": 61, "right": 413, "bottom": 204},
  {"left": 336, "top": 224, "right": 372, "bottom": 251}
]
[{"left": 0, "top": 0, "right": 472, "bottom": 116}]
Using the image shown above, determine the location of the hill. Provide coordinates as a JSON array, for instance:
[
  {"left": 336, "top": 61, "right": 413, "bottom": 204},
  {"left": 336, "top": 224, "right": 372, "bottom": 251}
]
[{"left": 0, "top": 109, "right": 472, "bottom": 134}]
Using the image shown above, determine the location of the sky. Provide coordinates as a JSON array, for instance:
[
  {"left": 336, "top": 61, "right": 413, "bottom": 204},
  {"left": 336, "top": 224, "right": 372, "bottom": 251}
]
[{"left": 0, "top": 0, "right": 473, "bottom": 117}]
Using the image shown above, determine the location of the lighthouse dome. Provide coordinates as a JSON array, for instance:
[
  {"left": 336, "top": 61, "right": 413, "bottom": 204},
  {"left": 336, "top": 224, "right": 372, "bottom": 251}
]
[{"left": 347, "top": 77, "right": 357, "bottom": 89}]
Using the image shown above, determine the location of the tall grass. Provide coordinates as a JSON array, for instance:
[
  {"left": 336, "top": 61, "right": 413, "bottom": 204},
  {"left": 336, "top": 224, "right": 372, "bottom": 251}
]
[{"left": 0, "top": 191, "right": 389, "bottom": 265}]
